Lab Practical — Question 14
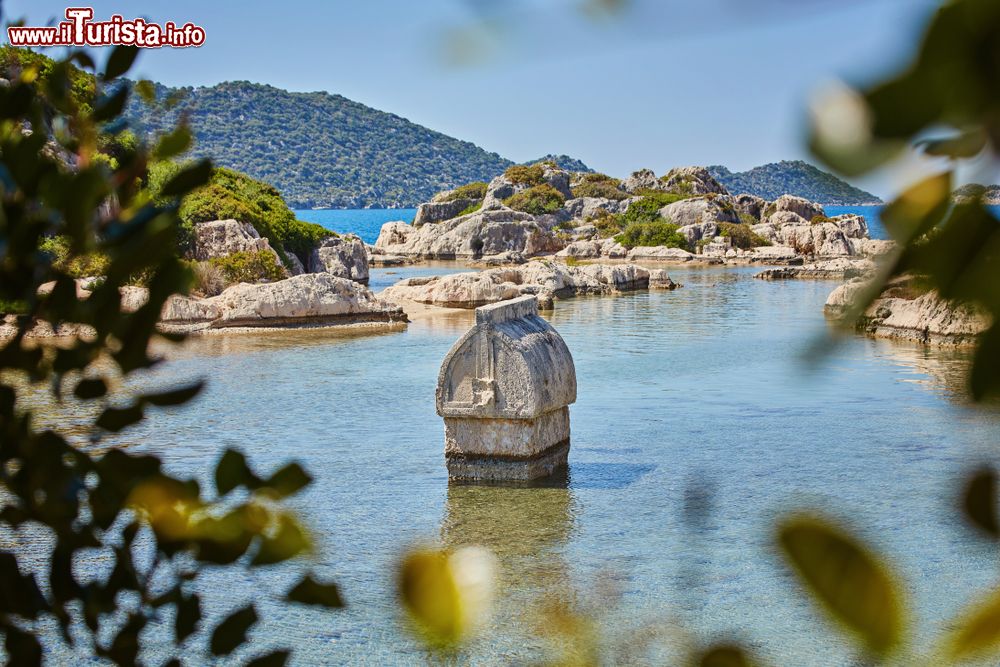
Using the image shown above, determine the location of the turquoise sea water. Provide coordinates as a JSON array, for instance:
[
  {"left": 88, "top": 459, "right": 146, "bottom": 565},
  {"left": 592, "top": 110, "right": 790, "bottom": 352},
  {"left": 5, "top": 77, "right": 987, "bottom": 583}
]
[
  {"left": 39, "top": 257, "right": 992, "bottom": 666},
  {"left": 296, "top": 208, "right": 416, "bottom": 244},
  {"left": 295, "top": 206, "right": 888, "bottom": 245}
]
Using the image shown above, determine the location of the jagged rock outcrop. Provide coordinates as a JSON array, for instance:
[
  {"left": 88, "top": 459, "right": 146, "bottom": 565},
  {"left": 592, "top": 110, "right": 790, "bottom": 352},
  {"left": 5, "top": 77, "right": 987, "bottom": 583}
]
[
  {"left": 309, "top": 235, "right": 370, "bottom": 283},
  {"left": 414, "top": 199, "right": 480, "bottom": 227},
  {"left": 620, "top": 169, "right": 661, "bottom": 194},
  {"left": 437, "top": 296, "right": 577, "bottom": 481},
  {"left": 380, "top": 260, "right": 661, "bottom": 309},
  {"left": 660, "top": 166, "right": 728, "bottom": 195},
  {"left": 563, "top": 197, "right": 632, "bottom": 220},
  {"left": 191, "top": 219, "right": 283, "bottom": 265},
  {"left": 825, "top": 276, "right": 990, "bottom": 345},
  {"left": 482, "top": 164, "right": 573, "bottom": 210},
  {"left": 767, "top": 194, "right": 825, "bottom": 222},
  {"left": 661, "top": 196, "right": 740, "bottom": 229},
  {"left": 734, "top": 194, "right": 767, "bottom": 220},
  {"left": 374, "top": 209, "right": 564, "bottom": 260}
]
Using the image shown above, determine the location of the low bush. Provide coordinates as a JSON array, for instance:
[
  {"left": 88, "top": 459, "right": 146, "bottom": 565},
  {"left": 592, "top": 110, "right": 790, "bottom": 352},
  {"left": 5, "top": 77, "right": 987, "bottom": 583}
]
[
  {"left": 592, "top": 211, "right": 626, "bottom": 238},
  {"left": 187, "top": 260, "right": 227, "bottom": 296},
  {"left": 571, "top": 180, "right": 629, "bottom": 200},
  {"left": 0, "top": 299, "right": 27, "bottom": 315},
  {"left": 811, "top": 215, "right": 834, "bottom": 225},
  {"left": 441, "top": 181, "right": 488, "bottom": 202},
  {"left": 614, "top": 221, "right": 689, "bottom": 249},
  {"left": 504, "top": 164, "right": 545, "bottom": 186},
  {"left": 621, "top": 192, "right": 691, "bottom": 225},
  {"left": 210, "top": 250, "right": 286, "bottom": 285},
  {"left": 739, "top": 212, "right": 758, "bottom": 225},
  {"left": 718, "top": 222, "right": 772, "bottom": 249},
  {"left": 39, "top": 235, "right": 111, "bottom": 278},
  {"left": 458, "top": 202, "right": 482, "bottom": 216},
  {"left": 503, "top": 184, "right": 565, "bottom": 215}
]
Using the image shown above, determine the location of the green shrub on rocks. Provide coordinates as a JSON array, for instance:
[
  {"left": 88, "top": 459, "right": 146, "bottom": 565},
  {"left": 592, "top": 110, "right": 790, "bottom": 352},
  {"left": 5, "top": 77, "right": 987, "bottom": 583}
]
[
  {"left": 504, "top": 164, "right": 546, "bottom": 186},
  {"left": 811, "top": 215, "right": 834, "bottom": 225},
  {"left": 571, "top": 179, "right": 629, "bottom": 200},
  {"left": 151, "top": 163, "right": 329, "bottom": 267},
  {"left": 503, "top": 184, "right": 565, "bottom": 215},
  {"left": 458, "top": 202, "right": 483, "bottom": 216},
  {"left": 210, "top": 250, "right": 286, "bottom": 284},
  {"left": 614, "top": 221, "right": 689, "bottom": 249},
  {"left": 739, "top": 212, "right": 758, "bottom": 225},
  {"left": 718, "top": 222, "right": 772, "bottom": 249},
  {"left": 592, "top": 211, "right": 626, "bottom": 238},
  {"left": 441, "top": 181, "right": 488, "bottom": 202},
  {"left": 621, "top": 192, "right": 689, "bottom": 224}
]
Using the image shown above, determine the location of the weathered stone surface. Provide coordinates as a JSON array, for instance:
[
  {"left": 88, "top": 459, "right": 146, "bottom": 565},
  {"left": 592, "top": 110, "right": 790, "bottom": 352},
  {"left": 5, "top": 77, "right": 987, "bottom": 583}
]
[
  {"left": 649, "top": 269, "right": 681, "bottom": 289},
  {"left": 374, "top": 209, "right": 563, "bottom": 260},
  {"left": 414, "top": 199, "right": 479, "bottom": 226},
  {"left": 562, "top": 197, "right": 630, "bottom": 220},
  {"left": 770, "top": 195, "right": 825, "bottom": 221},
  {"left": 660, "top": 197, "right": 739, "bottom": 228},
  {"left": 556, "top": 240, "right": 603, "bottom": 259},
  {"left": 160, "top": 294, "right": 222, "bottom": 323},
  {"left": 192, "top": 219, "right": 281, "bottom": 264},
  {"left": 659, "top": 166, "right": 728, "bottom": 195},
  {"left": 437, "top": 295, "right": 577, "bottom": 481},
  {"left": 620, "top": 169, "right": 661, "bottom": 194},
  {"left": 734, "top": 193, "right": 767, "bottom": 220},
  {"left": 850, "top": 238, "right": 896, "bottom": 256},
  {"left": 826, "top": 276, "right": 990, "bottom": 345},
  {"left": 626, "top": 246, "right": 709, "bottom": 263},
  {"left": 380, "top": 260, "right": 653, "bottom": 309},
  {"left": 755, "top": 257, "right": 876, "bottom": 281},
  {"left": 205, "top": 272, "right": 404, "bottom": 327},
  {"left": 285, "top": 251, "right": 306, "bottom": 276},
  {"left": 309, "top": 235, "right": 370, "bottom": 283}
]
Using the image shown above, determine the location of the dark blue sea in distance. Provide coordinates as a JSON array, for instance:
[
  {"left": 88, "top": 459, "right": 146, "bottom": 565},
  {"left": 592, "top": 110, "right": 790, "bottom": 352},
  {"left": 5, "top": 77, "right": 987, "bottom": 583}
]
[{"left": 296, "top": 206, "right": 887, "bottom": 244}]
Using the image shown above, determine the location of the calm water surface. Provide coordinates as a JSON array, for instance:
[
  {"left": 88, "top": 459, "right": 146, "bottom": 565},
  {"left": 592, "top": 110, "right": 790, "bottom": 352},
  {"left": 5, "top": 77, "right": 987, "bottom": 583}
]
[{"left": 81, "top": 261, "right": 1000, "bottom": 666}]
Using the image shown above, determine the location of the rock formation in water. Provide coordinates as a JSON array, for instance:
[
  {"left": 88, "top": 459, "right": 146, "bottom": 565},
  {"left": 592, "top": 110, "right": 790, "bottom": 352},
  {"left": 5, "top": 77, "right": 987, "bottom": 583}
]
[
  {"left": 308, "top": 235, "right": 370, "bottom": 284},
  {"left": 380, "top": 260, "right": 677, "bottom": 310},
  {"left": 436, "top": 296, "right": 576, "bottom": 482},
  {"left": 2, "top": 273, "right": 405, "bottom": 339},
  {"left": 374, "top": 164, "right": 889, "bottom": 265},
  {"left": 825, "top": 276, "right": 990, "bottom": 345}
]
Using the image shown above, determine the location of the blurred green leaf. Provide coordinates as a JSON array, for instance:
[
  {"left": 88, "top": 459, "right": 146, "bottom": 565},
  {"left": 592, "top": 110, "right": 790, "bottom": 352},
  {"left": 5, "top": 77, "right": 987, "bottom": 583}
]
[
  {"left": 777, "top": 515, "right": 905, "bottom": 657},
  {"left": 962, "top": 467, "right": 999, "bottom": 537},
  {"left": 103, "top": 45, "right": 139, "bottom": 80},
  {"left": 210, "top": 604, "right": 258, "bottom": 656},
  {"left": 154, "top": 125, "right": 193, "bottom": 161},
  {"left": 252, "top": 512, "right": 311, "bottom": 565},
  {"left": 917, "top": 128, "right": 988, "bottom": 158},
  {"left": 286, "top": 575, "right": 345, "bottom": 609},
  {"left": 696, "top": 644, "right": 753, "bottom": 667},
  {"left": 140, "top": 380, "right": 205, "bottom": 407},
  {"left": 73, "top": 378, "right": 108, "bottom": 400},
  {"left": 159, "top": 159, "right": 212, "bottom": 197},
  {"left": 246, "top": 650, "right": 291, "bottom": 667},
  {"left": 175, "top": 593, "right": 201, "bottom": 642},
  {"left": 215, "top": 448, "right": 260, "bottom": 495},
  {"left": 265, "top": 462, "right": 312, "bottom": 498},
  {"left": 95, "top": 403, "right": 144, "bottom": 432}
]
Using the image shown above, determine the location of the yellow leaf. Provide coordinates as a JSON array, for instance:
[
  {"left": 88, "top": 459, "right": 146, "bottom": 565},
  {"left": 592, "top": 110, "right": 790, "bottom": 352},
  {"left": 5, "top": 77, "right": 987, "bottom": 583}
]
[
  {"left": 941, "top": 587, "right": 1000, "bottom": 661},
  {"left": 397, "top": 546, "right": 495, "bottom": 650},
  {"left": 777, "top": 515, "right": 906, "bottom": 657}
]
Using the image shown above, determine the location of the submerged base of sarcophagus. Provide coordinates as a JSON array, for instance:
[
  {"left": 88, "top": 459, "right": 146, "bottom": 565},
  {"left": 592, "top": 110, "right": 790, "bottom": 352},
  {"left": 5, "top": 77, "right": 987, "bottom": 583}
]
[
  {"left": 436, "top": 296, "right": 577, "bottom": 482},
  {"left": 444, "top": 407, "right": 570, "bottom": 482}
]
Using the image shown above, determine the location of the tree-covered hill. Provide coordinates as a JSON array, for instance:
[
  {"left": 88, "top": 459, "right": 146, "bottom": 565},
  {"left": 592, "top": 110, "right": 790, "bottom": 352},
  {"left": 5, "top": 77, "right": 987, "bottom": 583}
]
[
  {"left": 707, "top": 160, "right": 882, "bottom": 205},
  {"left": 124, "top": 81, "right": 531, "bottom": 209}
]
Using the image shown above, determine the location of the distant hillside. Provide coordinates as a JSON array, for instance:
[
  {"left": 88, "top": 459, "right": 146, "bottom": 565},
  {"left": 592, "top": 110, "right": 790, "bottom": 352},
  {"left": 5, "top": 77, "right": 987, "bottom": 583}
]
[
  {"left": 707, "top": 160, "right": 882, "bottom": 205},
  {"left": 953, "top": 184, "right": 1000, "bottom": 204},
  {"left": 125, "top": 81, "right": 581, "bottom": 209}
]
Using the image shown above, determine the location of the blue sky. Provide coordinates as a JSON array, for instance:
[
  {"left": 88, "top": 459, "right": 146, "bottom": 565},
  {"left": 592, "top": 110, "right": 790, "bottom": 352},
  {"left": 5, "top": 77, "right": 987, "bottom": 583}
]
[{"left": 7, "top": 0, "right": 944, "bottom": 197}]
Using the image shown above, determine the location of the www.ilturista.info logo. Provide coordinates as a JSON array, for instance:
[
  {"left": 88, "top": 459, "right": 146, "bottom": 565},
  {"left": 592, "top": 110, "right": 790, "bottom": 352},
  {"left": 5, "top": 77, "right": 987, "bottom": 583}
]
[{"left": 7, "top": 7, "right": 206, "bottom": 48}]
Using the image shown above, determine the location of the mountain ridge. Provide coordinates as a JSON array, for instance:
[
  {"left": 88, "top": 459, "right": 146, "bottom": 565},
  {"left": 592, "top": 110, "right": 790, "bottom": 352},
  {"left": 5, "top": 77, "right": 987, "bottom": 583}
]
[{"left": 707, "top": 160, "right": 882, "bottom": 205}]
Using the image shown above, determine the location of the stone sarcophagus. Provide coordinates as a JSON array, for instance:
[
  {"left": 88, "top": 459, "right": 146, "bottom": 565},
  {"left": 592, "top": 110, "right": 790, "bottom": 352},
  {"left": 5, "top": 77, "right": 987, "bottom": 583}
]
[{"left": 436, "top": 295, "right": 577, "bottom": 481}]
